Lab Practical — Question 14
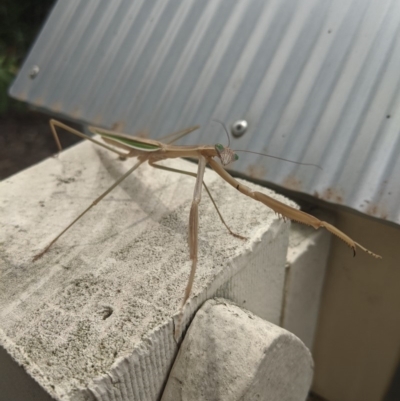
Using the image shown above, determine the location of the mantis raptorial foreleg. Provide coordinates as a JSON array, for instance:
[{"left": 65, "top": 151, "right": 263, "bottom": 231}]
[
  {"left": 33, "top": 118, "right": 381, "bottom": 342},
  {"left": 149, "top": 162, "right": 246, "bottom": 240},
  {"left": 151, "top": 159, "right": 247, "bottom": 338},
  {"left": 208, "top": 158, "right": 381, "bottom": 259},
  {"left": 184, "top": 156, "right": 207, "bottom": 308}
]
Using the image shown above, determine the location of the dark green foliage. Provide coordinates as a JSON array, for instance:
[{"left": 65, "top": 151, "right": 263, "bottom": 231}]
[{"left": 0, "top": 0, "right": 54, "bottom": 114}]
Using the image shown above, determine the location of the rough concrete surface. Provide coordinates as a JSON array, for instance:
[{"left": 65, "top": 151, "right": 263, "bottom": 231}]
[
  {"left": 161, "top": 298, "right": 313, "bottom": 401},
  {"left": 0, "top": 138, "right": 297, "bottom": 400},
  {"left": 282, "top": 212, "right": 333, "bottom": 350}
]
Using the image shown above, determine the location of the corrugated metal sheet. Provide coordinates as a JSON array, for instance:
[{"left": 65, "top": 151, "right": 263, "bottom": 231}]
[{"left": 9, "top": 0, "right": 400, "bottom": 225}]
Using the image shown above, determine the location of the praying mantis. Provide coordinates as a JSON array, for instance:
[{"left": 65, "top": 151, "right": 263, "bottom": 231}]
[{"left": 33, "top": 119, "right": 381, "bottom": 318}]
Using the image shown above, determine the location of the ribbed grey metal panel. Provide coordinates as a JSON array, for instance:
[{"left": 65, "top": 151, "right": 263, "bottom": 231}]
[{"left": 10, "top": 0, "right": 400, "bottom": 225}]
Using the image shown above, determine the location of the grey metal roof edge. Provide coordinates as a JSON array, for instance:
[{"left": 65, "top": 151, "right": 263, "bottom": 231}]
[{"left": 9, "top": 0, "right": 400, "bottom": 226}]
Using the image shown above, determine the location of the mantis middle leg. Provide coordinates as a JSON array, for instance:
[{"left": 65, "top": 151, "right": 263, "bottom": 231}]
[{"left": 149, "top": 162, "right": 246, "bottom": 240}]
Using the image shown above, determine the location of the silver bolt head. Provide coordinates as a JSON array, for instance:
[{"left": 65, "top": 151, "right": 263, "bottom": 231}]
[
  {"left": 29, "top": 65, "right": 40, "bottom": 79},
  {"left": 231, "top": 120, "right": 248, "bottom": 138}
]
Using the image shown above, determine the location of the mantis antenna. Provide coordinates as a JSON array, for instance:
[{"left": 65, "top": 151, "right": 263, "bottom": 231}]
[
  {"left": 212, "top": 119, "right": 322, "bottom": 170},
  {"left": 33, "top": 119, "right": 381, "bottom": 339}
]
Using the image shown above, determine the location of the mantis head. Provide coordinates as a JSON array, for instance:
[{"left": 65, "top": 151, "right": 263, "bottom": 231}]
[{"left": 215, "top": 144, "right": 239, "bottom": 166}]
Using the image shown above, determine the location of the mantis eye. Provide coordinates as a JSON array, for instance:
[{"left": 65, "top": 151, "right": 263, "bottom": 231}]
[
  {"left": 215, "top": 143, "right": 224, "bottom": 153},
  {"left": 215, "top": 143, "right": 239, "bottom": 165}
]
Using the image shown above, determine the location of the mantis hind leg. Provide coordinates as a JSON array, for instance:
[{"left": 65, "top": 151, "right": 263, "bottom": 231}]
[
  {"left": 33, "top": 159, "right": 145, "bottom": 261},
  {"left": 49, "top": 119, "right": 129, "bottom": 157},
  {"left": 149, "top": 162, "right": 246, "bottom": 240}
]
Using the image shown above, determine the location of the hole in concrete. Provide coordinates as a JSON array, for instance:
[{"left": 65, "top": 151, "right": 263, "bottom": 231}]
[{"left": 101, "top": 306, "right": 113, "bottom": 320}]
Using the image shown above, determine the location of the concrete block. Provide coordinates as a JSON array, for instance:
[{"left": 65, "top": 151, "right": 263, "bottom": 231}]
[
  {"left": 282, "top": 212, "right": 333, "bottom": 350},
  {"left": 0, "top": 138, "right": 296, "bottom": 400},
  {"left": 161, "top": 298, "right": 313, "bottom": 401}
]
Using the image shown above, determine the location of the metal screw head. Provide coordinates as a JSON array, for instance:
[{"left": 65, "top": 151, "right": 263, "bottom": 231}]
[
  {"left": 29, "top": 65, "right": 40, "bottom": 79},
  {"left": 231, "top": 120, "right": 248, "bottom": 138}
]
